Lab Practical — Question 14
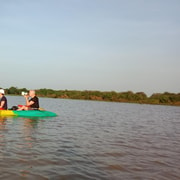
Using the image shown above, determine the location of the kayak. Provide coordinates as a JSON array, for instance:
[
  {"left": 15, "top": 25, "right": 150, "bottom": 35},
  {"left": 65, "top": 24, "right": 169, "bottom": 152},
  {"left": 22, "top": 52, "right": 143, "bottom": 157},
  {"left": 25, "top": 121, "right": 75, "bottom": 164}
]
[{"left": 0, "top": 110, "right": 57, "bottom": 117}]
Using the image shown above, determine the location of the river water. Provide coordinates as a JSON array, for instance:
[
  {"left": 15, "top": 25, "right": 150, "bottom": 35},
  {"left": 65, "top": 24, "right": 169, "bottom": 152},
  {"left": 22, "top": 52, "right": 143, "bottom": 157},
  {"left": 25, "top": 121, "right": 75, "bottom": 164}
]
[{"left": 0, "top": 96, "right": 179, "bottom": 180}]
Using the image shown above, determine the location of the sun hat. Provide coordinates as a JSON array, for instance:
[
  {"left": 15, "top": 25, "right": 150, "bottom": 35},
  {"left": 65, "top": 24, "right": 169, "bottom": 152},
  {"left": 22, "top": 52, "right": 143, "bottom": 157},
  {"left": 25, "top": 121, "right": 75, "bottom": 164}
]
[{"left": 0, "top": 89, "right": 5, "bottom": 94}]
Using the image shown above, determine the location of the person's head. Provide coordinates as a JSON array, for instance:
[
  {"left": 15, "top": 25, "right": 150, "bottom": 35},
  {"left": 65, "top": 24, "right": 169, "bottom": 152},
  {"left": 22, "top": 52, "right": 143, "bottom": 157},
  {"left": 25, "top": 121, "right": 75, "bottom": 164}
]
[
  {"left": 0, "top": 89, "right": 5, "bottom": 97},
  {"left": 29, "top": 90, "right": 36, "bottom": 97}
]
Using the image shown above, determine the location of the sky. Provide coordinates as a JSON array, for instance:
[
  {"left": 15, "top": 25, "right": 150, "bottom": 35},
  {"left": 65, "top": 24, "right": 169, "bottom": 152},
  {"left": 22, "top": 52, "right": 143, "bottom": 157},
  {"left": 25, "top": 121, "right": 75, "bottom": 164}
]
[{"left": 0, "top": 0, "right": 179, "bottom": 96}]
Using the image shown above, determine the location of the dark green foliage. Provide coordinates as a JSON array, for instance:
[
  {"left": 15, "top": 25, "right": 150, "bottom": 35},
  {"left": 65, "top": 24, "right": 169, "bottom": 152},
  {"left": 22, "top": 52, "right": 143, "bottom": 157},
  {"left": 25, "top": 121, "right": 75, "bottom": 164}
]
[{"left": 7, "top": 86, "right": 21, "bottom": 95}]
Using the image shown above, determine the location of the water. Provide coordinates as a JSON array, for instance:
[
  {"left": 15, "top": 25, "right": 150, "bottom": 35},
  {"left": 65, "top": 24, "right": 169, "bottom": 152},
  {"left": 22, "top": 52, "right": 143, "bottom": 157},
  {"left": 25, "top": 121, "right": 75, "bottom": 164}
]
[{"left": 0, "top": 96, "right": 179, "bottom": 180}]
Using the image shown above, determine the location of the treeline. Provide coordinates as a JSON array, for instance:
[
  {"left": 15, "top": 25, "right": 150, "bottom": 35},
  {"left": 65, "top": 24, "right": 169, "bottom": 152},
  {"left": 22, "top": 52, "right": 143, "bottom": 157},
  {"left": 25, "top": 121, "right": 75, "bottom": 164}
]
[{"left": 3, "top": 86, "right": 180, "bottom": 106}]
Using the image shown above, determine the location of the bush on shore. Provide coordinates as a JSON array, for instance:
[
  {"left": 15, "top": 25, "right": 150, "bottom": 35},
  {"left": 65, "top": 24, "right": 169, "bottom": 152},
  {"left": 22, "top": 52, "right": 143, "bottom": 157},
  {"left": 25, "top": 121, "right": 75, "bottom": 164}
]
[{"left": 3, "top": 86, "right": 180, "bottom": 106}]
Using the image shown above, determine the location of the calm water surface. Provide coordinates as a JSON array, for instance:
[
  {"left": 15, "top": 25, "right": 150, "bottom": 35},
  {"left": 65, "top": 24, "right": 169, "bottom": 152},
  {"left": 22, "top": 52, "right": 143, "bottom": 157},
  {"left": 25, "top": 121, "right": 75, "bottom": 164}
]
[{"left": 0, "top": 96, "right": 179, "bottom": 180}]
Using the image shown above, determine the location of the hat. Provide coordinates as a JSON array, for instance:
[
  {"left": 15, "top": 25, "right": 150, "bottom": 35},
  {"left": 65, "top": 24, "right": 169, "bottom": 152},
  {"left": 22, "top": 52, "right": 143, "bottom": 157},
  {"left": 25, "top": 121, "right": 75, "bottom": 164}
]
[{"left": 0, "top": 89, "right": 5, "bottom": 94}]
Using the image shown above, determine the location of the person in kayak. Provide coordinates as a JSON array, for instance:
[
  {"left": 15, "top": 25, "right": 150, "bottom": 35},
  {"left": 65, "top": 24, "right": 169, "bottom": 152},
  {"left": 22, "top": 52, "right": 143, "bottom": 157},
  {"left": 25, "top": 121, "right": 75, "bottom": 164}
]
[
  {"left": 0, "top": 89, "right": 8, "bottom": 110},
  {"left": 18, "top": 90, "right": 39, "bottom": 110}
]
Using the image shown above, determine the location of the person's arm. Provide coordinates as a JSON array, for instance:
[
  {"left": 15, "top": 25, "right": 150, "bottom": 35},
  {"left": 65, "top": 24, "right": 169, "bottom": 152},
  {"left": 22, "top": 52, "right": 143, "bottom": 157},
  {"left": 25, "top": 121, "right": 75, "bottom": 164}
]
[
  {"left": 24, "top": 96, "right": 34, "bottom": 106},
  {"left": 0, "top": 101, "right": 5, "bottom": 108}
]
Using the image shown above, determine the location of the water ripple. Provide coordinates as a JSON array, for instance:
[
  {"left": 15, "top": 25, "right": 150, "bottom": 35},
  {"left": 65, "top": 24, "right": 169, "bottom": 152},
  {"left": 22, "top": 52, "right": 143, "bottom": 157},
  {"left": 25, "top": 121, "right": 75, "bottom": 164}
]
[{"left": 0, "top": 98, "right": 180, "bottom": 179}]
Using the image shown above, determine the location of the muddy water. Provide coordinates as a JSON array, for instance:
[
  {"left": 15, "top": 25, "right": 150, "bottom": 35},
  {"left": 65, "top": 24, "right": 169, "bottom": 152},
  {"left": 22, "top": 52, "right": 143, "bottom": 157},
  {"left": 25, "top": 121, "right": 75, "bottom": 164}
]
[{"left": 0, "top": 96, "right": 179, "bottom": 179}]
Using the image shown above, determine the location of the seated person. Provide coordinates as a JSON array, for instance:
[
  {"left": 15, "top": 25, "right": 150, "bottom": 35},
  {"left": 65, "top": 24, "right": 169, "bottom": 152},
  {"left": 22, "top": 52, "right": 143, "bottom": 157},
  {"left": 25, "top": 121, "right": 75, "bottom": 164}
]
[
  {"left": 0, "top": 89, "right": 7, "bottom": 110},
  {"left": 18, "top": 90, "right": 39, "bottom": 110}
]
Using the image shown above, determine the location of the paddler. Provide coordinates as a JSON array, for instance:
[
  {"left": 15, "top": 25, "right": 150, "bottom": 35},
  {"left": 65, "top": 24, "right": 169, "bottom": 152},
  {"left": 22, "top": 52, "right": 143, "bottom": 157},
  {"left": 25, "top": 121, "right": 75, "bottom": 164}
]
[
  {"left": 18, "top": 90, "right": 39, "bottom": 110},
  {"left": 0, "top": 89, "right": 8, "bottom": 110}
]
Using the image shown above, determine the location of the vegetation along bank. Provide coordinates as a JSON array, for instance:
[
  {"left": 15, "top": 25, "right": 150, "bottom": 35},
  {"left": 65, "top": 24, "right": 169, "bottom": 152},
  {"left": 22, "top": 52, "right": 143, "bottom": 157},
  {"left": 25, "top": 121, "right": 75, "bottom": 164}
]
[{"left": 3, "top": 86, "right": 180, "bottom": 106}]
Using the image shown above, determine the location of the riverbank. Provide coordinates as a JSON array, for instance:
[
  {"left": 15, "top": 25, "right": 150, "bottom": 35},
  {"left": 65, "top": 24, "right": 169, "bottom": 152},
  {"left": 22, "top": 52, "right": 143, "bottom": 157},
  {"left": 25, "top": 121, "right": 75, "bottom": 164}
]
[{"left": 5, "top": 87, "right": 180, "bottom": 106}]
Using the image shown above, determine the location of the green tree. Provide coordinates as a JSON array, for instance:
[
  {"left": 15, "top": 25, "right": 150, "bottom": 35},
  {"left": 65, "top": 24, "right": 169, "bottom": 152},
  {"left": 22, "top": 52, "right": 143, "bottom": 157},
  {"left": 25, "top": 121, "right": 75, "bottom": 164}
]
[{"left": 8, "top": 86, "right": 19, "bottom": 94}]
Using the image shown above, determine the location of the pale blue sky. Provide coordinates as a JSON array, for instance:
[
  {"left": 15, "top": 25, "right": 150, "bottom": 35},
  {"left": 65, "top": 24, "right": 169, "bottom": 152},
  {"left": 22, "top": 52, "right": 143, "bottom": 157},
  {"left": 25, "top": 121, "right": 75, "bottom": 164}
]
[{"left": 0, "top": 0, "right": 179, "bottom": 96}]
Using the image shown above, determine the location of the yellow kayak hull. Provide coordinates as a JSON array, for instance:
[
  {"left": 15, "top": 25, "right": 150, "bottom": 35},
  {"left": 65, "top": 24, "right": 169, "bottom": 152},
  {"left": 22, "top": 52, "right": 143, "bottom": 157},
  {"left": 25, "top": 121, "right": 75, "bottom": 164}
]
[{"left": 0, "top": 110, "right": 15, "bottom": 116}]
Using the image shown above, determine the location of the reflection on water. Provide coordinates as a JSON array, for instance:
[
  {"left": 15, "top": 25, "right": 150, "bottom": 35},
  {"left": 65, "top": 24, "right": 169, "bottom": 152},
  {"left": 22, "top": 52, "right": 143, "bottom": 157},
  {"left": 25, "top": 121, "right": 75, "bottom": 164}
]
[
  {"left": 0, "top": 117, "right": 7, "bottom": 130},
  {"left": 0, "top": 97, "right": 180, "bottom": 180},
  {"left": 0, "top": 117, "right": 7, "bottom": 152}
]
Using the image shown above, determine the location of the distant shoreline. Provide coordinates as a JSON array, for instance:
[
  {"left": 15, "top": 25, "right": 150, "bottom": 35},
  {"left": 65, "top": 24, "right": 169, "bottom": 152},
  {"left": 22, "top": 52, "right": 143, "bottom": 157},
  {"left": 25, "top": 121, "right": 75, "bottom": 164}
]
[{"left": 4, "top": 87, "right": 180, "bottom": 106}]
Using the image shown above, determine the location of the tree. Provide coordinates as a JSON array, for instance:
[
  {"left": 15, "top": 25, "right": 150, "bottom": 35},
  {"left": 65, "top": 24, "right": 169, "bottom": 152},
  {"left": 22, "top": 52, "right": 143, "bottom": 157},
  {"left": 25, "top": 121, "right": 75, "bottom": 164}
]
[{"left": 8, "top": 86, "right": 19, "bottom": 94}]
